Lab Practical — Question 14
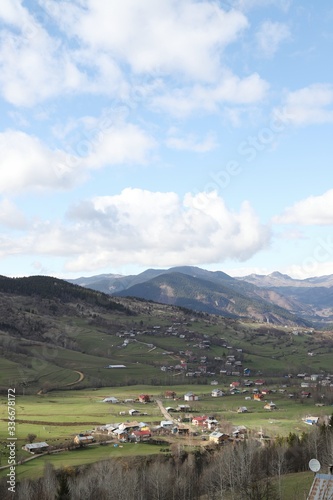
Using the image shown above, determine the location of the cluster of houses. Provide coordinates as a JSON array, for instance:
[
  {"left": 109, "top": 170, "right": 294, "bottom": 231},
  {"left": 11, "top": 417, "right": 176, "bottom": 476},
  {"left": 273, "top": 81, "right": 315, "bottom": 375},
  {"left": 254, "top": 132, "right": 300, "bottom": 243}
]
[
  {"left": 93, "top": 421, "right": 152, "bottom": 443},
  {"left": 91, "top": 416, "right": 247, "bottom": 446},
  {"left": 296, "top": 372, "right": 333, "bottom": 388}
]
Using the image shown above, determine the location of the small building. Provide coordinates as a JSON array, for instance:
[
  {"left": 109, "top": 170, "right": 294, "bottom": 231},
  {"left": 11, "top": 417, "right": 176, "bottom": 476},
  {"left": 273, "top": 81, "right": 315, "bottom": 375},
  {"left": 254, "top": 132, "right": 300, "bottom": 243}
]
[
  {"left": 74, "top": 434, "right": 95, "bottom": 445},
  {"left": 211, "top": 388, "right": 224, "bottom": 397},
  {"left": 129, "top": 409, "right": 141, "bottom": 416},
  {"left": 177, "top": 404, "right": 191, "bottom": 412},
  {"left": 129, "top": 430, "right": 151, "bottom": 442},
  {"left": 118, "top": 421, "right": 140, "bottom": 432},
  {"left": 139, "top": 394, "right": 151, "bottom": 403},
  {"left": 165, "top": 390, "right": 176, "bottom": 399},
  {"left": 192, "top": 415, "right": 208, "bottom": 427},
  {"left": 264, "top": 402, "right": 277, "bottom": 411},
  {"left": 102, "top": 397, "right": 119, "bottom": 403},
  {"left": 113, "top": 429, "right": 128, "bottom": 442},
  {"left": 24, "top": 442, "right": 49, "bottom": 454},
  {"left": 303, "top": 416, "right": 319, "bottom": 426},
  {"left": 254, "top": 393, "right": 264, "bottom": 401},
  {"left": 307, "top": 473, "right": 333, "bottom": 499},
  {"left": 160, "top": 420, "right": 174, "bottom": 429},
  {"left": 209, "top": 431, "right": 229, "bottom": 445},
  {"left": 184, "top": 392, "right": 198, "bottom": 402}
]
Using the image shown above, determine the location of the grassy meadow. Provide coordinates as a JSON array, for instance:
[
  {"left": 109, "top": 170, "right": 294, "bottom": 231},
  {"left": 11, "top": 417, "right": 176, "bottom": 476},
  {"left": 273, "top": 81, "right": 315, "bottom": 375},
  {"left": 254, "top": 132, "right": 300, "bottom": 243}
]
[{"left": 0, "top": 384, "right": 331, "bottom": 479}]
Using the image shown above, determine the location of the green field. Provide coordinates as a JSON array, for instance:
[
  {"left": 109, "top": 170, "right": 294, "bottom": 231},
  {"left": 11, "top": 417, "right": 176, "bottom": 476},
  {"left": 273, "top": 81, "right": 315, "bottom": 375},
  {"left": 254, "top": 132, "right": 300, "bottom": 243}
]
[{"left": 0, "top": 384, "right": 331, "bottom": 480}]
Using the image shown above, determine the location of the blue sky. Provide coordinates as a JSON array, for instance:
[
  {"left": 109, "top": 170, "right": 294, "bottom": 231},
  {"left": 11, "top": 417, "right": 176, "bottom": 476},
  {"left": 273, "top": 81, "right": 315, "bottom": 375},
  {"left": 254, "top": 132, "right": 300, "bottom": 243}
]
[{"left": 1, "top": 0, "right": 333, "bottom": 279}]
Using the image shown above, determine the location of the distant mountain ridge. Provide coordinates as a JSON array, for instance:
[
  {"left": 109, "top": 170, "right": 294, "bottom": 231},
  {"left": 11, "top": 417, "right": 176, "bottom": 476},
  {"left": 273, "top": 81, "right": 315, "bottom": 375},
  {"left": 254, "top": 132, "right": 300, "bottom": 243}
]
[{"left": 69, "top": 266, "right": 333, "bottom": 326}]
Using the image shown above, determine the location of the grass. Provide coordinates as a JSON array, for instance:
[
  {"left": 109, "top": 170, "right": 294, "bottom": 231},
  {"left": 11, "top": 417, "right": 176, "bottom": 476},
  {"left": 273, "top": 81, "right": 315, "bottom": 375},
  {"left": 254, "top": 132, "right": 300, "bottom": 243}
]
[
  {"left": 279, "top": 471, "right": 314, "bottom": 500},
  {"left": 4, "top": 443, "right": 162, "bottom": 481}
]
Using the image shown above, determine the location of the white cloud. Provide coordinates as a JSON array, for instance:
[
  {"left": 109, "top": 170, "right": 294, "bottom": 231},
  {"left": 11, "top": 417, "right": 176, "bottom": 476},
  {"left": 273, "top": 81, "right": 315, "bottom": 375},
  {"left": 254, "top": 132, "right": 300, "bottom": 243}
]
[
  {"left": 41, "top": 0, "right": 248, "bottom": 82},
  {"left": 83, "top": 123, "right": 156, "bottom": 168},
  {"left": 274, "top": 84, "right": 333, "bottom": 126},
  {"left": 0, "top": 121, "right": 156, "bottom": 193},
  {"left": 152, "top": 72, "right": 269, "bottom": 116},
  {"left": 0, "top": 12, "right": 84, "bottom": 106},
  {"left": 165, "top": 131, "right": 217, "bottom": 152},
  {"left": 0, "top": 189, "right": 270, "bottom": 271},
  {"left": 0, "top": 130, "right": 76, "bottom": 192},
  {"left": 256, "top": 21, "right": 290, "bottom": 57},
  {"left": 0, "top": 198, "right": 27, "bottom": 229},
  {"left": 274, "top": 189, "right": 333, "bottom": 225},
  {"left": 0, "top": 0, "right": 33, "bottom": 27}
]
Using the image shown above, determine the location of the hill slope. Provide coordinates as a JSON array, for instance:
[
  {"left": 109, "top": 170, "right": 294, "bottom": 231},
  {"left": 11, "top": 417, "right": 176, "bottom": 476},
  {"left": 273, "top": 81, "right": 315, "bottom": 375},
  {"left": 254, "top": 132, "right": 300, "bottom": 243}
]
[
  {"left": 69, "top": 266, "right": 333, "bottom": 326},
  {"left": 0, "top": 274, "right": 333, "bottom": 393},
  {"left": 116, "top": 270, "right": 309, "bottom": 326}
]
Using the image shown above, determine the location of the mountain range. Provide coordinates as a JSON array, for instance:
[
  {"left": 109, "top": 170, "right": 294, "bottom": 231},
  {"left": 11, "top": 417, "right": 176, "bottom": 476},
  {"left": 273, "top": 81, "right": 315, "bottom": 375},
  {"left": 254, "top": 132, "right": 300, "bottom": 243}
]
[{"left": 68, "top": 267, "right": 333, "bottom": 327}]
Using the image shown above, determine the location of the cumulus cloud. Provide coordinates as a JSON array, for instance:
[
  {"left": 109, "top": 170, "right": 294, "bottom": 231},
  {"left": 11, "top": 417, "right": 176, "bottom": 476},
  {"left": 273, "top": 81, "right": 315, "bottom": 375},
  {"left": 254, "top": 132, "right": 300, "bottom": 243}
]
[
  {"left": 0, "top": 130, "right": 77, "bottom": 192},
  {"left": 41, "top": 0, "right": 248, "bottom": 82},
  {"left": 0, "top": 189, "right": 270, "bottom": 271},
  {"left": 152, "top": 72, "right": 269, "bottom": 116},
  {"left": 0, "top": 0, "right": 269, "bottom": 118},
  {"left": 274, "top": 84, "right": 333, "bottom": 126},
  {"left": 256, "top": 21, "right": 290, "bottom": 57},
  {"left": 274, "top": 189, "right": 333, "bottom": 225},
  {"left": 0, "top": 9, "right": 85, "bottom": 106},
  {"left": 0, "top": 121, "right": 156, "bottom": 193}
]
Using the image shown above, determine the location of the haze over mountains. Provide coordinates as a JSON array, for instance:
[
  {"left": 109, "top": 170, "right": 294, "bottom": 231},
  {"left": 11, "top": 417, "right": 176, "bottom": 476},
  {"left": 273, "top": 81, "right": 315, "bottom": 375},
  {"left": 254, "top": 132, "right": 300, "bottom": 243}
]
[{"left": 68, "top": 266, "right": 333, "bottom": 327}]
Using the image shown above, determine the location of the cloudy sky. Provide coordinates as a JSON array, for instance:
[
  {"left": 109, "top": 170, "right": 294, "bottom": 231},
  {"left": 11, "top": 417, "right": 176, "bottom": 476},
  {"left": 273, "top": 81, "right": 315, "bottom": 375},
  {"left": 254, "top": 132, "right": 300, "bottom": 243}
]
[{"left": 1, "top": 0, "right": 333, "bottom": 279}]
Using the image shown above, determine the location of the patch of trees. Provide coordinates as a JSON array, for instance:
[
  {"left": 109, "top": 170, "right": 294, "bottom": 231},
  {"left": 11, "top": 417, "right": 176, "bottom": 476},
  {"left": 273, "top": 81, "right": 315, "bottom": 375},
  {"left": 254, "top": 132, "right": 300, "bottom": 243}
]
[{"left": 0, "top": 276, "right": 133, "bottom": 315}]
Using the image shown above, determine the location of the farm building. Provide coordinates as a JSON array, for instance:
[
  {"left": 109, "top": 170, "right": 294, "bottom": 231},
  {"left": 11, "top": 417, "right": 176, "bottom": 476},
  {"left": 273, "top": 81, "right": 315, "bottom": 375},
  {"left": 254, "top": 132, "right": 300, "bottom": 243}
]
[
  {"left": 184, "top": 391, "right": 198, "bottom": 402},
  {"left": 254, "top": 393, "right": 264, "bottom": 401},
  {"left": 165, "top": 390, "right": 176, "bottom": 399},
  {"left": 139, "top": 394, "right": 151, "bottom": 403},
  {"left": 264, "top": 402, "right": 277, "bottom": 410},
  {"left": 113, "top": 429, "right": 128, "bottom": 442},
  {"left": 192, "top": 416, "right": 208, "bottom": 426},
  {"left": 129, "top": 409, "right": 141, "bottom": 416},
  {"left": 119, "top": 421, "right": 140, "bottom": 431},
  {"left": 74, "top": 434, "right": 95, "bottom": 445},
  {"left": 102, "top": 397, "right": 119, "bottom": 403},
  {"left": 160, "top": 420, "right": 174, "bottom": 429},
  {"left": 303, "top": 416, "right": 319, "bottom": 426},
  {"left": 211, "top": 388, "right": 224, "bottom": 397},
  {"left": 23, "top": 442, "right": 49, "bottom": 454},
  {"left": 209, "top": 432, "right": 229, "bottom": 445},
  {"left": 129, "top": 430, "right": 151, "bottom": 442},
  {"left": 307, "top": 471, "right": 333, "bottom": 499},
  {"left": 177, "top": 404, "right": 191, "bottom": 411}
]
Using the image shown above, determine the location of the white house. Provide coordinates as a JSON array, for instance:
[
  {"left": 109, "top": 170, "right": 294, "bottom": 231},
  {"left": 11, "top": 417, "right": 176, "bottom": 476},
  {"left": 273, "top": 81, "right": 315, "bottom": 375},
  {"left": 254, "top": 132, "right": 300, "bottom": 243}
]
[
  {"left": 102, "top": 397, "right": 119, "bottom": 403},
  {"left": 184, "top": 392, "right": 199, "bottom": 402},
  {"left": 211, "top": 388, "right": 224, "bottom": 397},
  {"left": 160, "top": 420, "right": 174, "bottom": 429}
]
